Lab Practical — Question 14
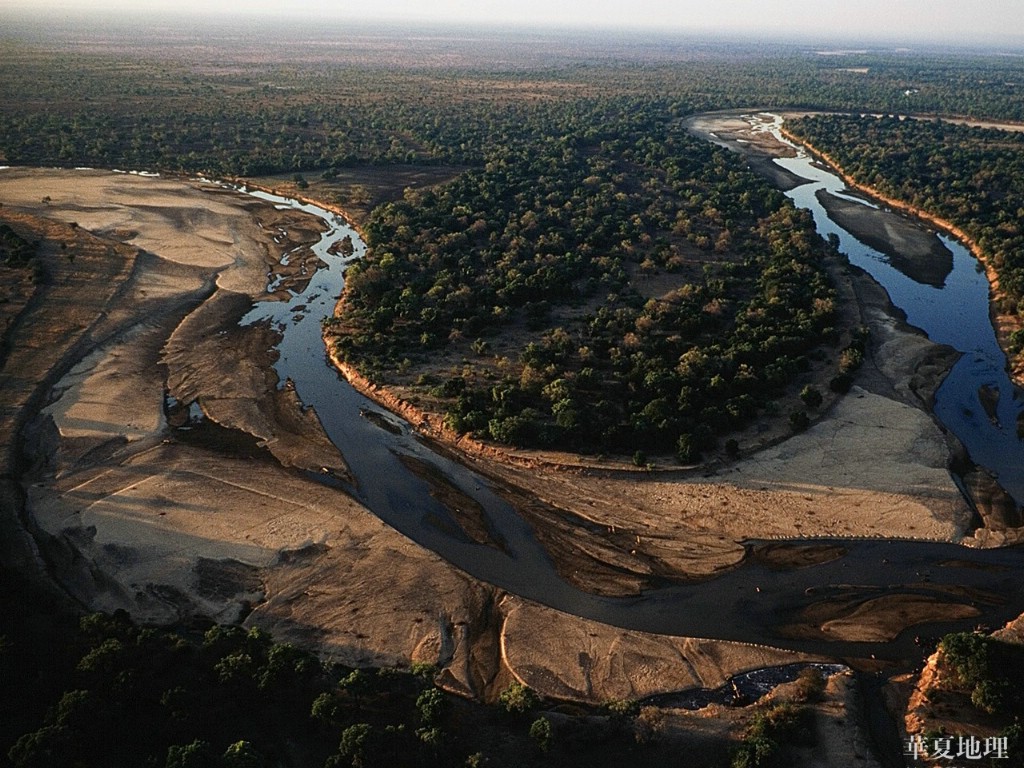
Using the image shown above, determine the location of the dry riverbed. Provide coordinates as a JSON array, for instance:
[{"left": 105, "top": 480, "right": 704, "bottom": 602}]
[{"left": 0, "top": 167, "right": 823, "bottom": 706}]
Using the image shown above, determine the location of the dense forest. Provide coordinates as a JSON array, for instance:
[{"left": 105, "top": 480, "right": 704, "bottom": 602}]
[
  {"left": 2, "top": 31, "right": 1024, "bottom": 174},
  {"left": 330, "top": 111, "right": 840, "bottom": 456},
  {"left": 786, "top": 113, "right": 1024, "bottom": 350}
]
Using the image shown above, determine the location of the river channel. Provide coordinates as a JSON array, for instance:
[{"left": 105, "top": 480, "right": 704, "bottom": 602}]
[
  {"left": 231, "top": 116, "right": 1024, "bottom": 667},
  {"left": 756, "top": 114, "right": 1024, "bottom": 505}
]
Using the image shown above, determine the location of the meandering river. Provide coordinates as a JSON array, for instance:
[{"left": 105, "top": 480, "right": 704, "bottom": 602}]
[{"left": 230, "top": 117, "right": 1024, "bottom": 667}]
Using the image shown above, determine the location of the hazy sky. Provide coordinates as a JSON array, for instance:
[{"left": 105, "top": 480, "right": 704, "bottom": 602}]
[{"left": 5, "top": 0, "right": 1024, "bottom": 46}]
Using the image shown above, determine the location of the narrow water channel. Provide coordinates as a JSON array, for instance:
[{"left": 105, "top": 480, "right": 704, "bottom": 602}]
[{"left": 227, "top": 153, "right": 1024, "bottom": 665}]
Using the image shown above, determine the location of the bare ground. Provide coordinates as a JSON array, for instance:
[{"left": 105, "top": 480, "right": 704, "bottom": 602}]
[{"left": 0, "top": 168, "right": 828, "bottom": 708}]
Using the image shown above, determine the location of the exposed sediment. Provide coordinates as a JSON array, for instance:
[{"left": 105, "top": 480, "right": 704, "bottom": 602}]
[
  {"left": 781, "top": 125, "right": 1024, "bottom": 385},
  {"left": 815, "top": 190, "right": 954, "bottom": 288},
  {"left": 5, "top": 159, "right": 1018, "bottom": 730}
]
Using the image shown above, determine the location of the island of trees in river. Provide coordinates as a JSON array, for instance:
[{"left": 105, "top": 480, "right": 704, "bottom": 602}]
[{"left": 330, "top": 121, "right": 841, "bottom": 458}]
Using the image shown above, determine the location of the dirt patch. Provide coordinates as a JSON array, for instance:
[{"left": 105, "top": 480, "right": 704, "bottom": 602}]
[{"left": 748, "top": 542, "right": 847, "bottom": 570}]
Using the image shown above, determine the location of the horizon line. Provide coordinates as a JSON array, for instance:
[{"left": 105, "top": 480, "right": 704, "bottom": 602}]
[{"left": 3, "top": 5, "right": 1024, "bottom": 53}]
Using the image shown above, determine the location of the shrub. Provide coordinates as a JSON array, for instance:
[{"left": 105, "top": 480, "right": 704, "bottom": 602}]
[
  {"left": 731, "top": 734, "right": 778, "bottom": 768},
  {"left": 939, "top": 632, "right": 992, "bottom": 688},
  {"left": 731, "top": 703, "right": 815, "bottom": 768},
  {"left": 799, "top": 385, "right": 822, "bottom": 408},
  {"left": 416, "top": 688, "right": 446, "bottom": 726},
  {"left": 634, "top": 705, "right": 665, "bottom": 744},
  {"left": 675, "top": 434, "right": 701, "bottom": 464},
  {"left": 529, "top": 717, "right": 553, "bottom": 752},
  {"left": 792, "top": 667, "right": 826, "bottom": 703},
  {"left": 499, "top": 681, "right": 538, "bottom": 715}
]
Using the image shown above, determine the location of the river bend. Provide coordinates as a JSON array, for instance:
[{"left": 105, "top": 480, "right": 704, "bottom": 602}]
[{"left": 232, "top": 124, "right": 1024, "bottom": 665}]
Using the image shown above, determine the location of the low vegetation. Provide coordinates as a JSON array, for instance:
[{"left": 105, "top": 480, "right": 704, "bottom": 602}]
[
  {"left": 730, "top": 702, "right": 816, "bottom": 768},
  {"left": 905, "top": 631, "right": 1024, "bottom": 768},
  {"left": 936, "top": 632, "right": 1024, "bottom": 718}
]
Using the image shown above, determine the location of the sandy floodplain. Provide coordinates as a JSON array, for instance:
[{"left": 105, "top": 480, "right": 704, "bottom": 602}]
[{"left": 0, "top": 154, "right": 995, "bottom": 718}]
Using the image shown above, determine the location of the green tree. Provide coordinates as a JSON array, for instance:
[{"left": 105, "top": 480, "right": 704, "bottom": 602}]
[
  {"left": 799, "top": 385, "right": 822, "bottom": 408},
  {"left": 529, "top": 716, "right": 553, "bottom": 752},
  {"left": 165, "top": 739, "right": 216, "bottom": 768},
  {"left": 498, "top": 681, "right": 538, "bottom": 716},
  {"left": 415, "top": 688, "right": 446, "bottom": 726},
  {"left": 336, "top": 723, "right": 372, "bottom": 768},
  {"left": 676, "top": 434, "right": 701, "bottom": 464},
  {"left": 222, "top": 741, "right": 266, "bottom": 768},
  {"left": 8, "top": 726, "right": 74, "bottom": 768}
]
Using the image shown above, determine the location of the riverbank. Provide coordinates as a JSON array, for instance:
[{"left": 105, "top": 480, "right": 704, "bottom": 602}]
[
  {"left": 326, "top": 115, "right": 974, "bottom": 556},
  {"left": 779, "top": 124, "right": 1024, "bottom": 385},
  {"left": 3, "top": 166, "right": 1015, "bottom": 768}
]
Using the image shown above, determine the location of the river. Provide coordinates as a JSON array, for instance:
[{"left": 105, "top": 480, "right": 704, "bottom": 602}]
[
  {"left": 756, "top": 114, "right": 1024, "bottom": 505},
  {"left": 229, "top": 128, "right": 1024, "bottom": 668}
]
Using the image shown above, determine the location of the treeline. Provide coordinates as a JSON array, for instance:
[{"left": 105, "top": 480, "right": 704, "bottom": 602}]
[
  {"left": 786, "top": 114, "right": 1024, "bottom": 348},
  {"left": 3, "top": 37, "right": 1021, "bottom": 457},
  {"left": 0, "top": 601, "right": 675, "bottom": 768},
  {"left": 1, "top": 41, "right": 1023, "bottom": 177},
  {"left": 330, "top": 99, "right": 839, "bottom": 456}
]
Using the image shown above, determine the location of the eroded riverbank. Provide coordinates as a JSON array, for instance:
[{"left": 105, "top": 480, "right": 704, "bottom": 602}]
[{"left": 0, "top": 168, "right": 828, "bottom": 707}]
